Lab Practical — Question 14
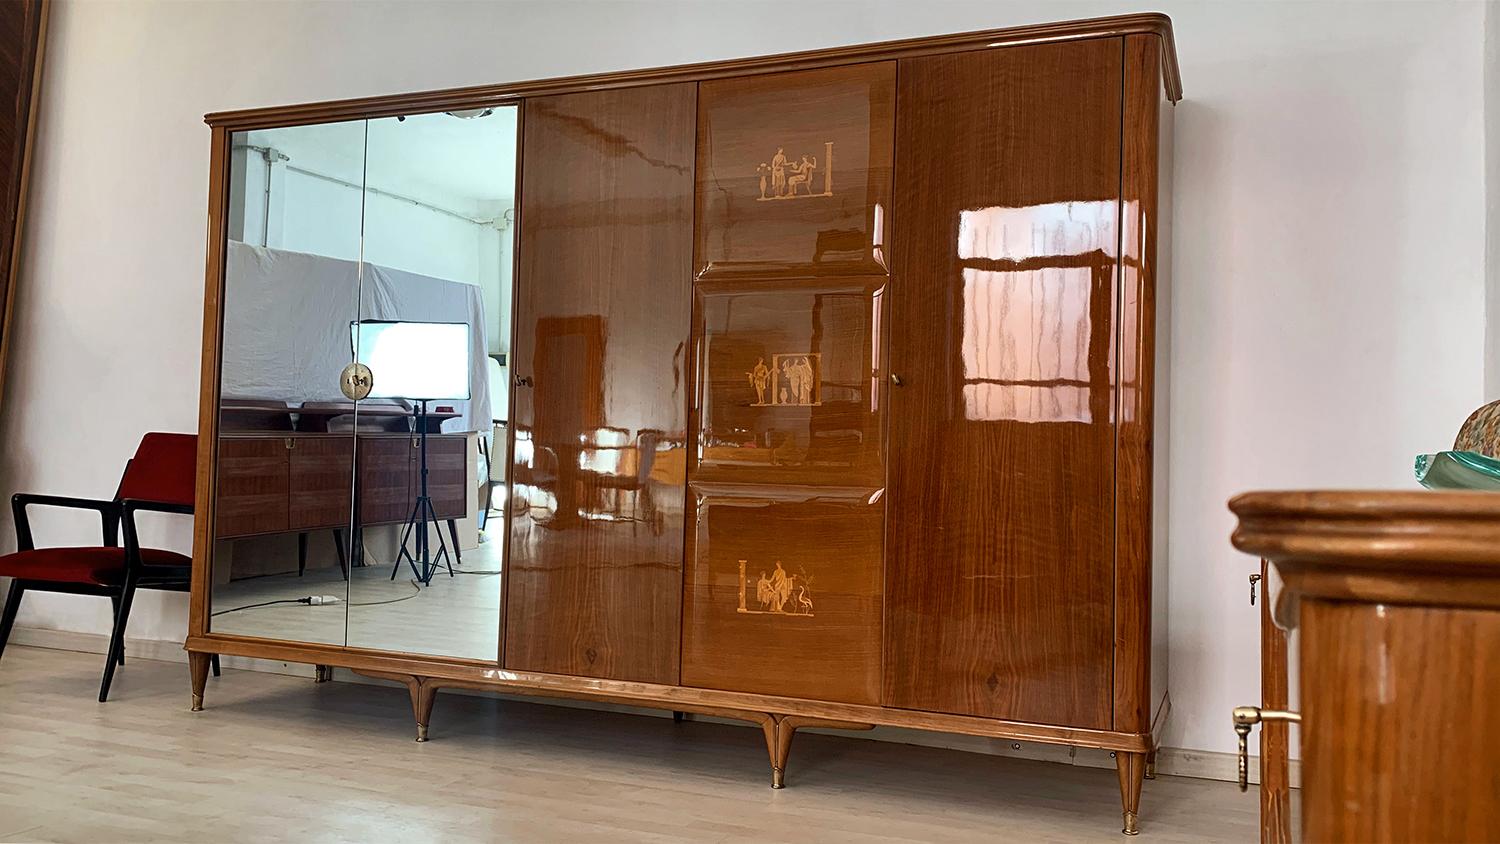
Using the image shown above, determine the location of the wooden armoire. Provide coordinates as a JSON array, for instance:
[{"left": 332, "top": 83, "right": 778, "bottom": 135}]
[{"left": 187, "top": 13, "right": 1178, "bottom": 835}]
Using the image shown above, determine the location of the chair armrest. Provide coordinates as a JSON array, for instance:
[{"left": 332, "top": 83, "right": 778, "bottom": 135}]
[
  {"left": 120, "top": 499, "right": 193, "bottom": 517},
  {"left": 11, "top": 493, "right": 121, "bottom": 552},
  {"left": 119, "top": 499, "right": 193, "bottom": 575}
]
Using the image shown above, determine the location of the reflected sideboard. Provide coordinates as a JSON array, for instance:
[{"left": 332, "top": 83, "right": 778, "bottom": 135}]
[{"left": 187, "top": 13, "right": 1179, "bottom": 835}]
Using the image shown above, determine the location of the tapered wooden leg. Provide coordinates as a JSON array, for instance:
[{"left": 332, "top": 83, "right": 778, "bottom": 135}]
[
  {"left": 672, "top": 710, "right": 685, "bottom": 723},
  {"left": 1116, "top": 750, "right": 1146, "bottom": 835},
  {"left": 188, "top": 651, "right": 212, "bottom": 711},
  {"left": 211, "top": 654, "right": 221, "bottom": 677},
  {"left": 759, "top": 715, "right": 786, "bottom": 788},
  {"left": 759, "top": 715, "right": 873, "bottom": 789},
  {"left": 1144, "top": 749, "right": 1157, "bottom": 780},
  {"left": 313, "top": 664, "right": 333, "bottom": 683},
  {"left": 409, "top": 676, "right": 437, "bottom": 742}
]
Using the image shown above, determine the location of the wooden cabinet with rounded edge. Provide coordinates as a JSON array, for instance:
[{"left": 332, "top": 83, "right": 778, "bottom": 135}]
[
  {"left": 1232, "top": 491, "right": 1500, "bottom": 842},
  {"left": 186, "top": 14, "right": 1179, "bottom": 836}
]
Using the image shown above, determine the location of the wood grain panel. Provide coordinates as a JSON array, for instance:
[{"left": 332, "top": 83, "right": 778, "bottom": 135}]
[
  {"left": 0, "top": 0, "right": 44, "bottom": 415},
  {"left": 1301, "top": 598, "right": 1500, "bottom": 842},
  {"left": 504, "top": 83, "right": 695, "bottom": 685},
  {"left": 214, "top": 437, "right": 289, "bottom": 537},
  {"left": 191, "top": 125, "right": 231, "bottom": 638},
  {"left": 288, "top": 436, "right": 353, "bottom": 531},
  {"left": 883, "top": 39, "right": 1123, "bottom": 728},
  {"left": 1259, "top": 558, "right": 1292, "bottom": 844},
  {"left": 357, "top": 435, "right": 412, "bottom": 527},
  {"left": 682, "top": 492, "right": 882, "bottom": 703},
  {"left": 695, "top": 63, "right": 893, "bottom": 279},
  {"left": 691, "top": 278, "right": 884, "bottom": 488},
  {"left": 1114, "top": 32, "right": 1164, "bottom": 734},
  {"left": 425, "top": 435, "right": 467, "bottom": 520}
]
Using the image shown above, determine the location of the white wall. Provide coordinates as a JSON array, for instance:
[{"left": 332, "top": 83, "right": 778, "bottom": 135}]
[{"left": 0, "top": 0, "right": 1488, "bottom": 762}]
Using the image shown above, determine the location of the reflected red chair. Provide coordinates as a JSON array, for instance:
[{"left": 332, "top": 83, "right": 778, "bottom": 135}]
[{"left": 0, "top": 432, "right": 216, "bottom": 701}]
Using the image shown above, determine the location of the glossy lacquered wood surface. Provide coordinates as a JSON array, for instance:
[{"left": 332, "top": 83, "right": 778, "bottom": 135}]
[
  {"left": 682, "top": 493, "right": 884, "bottom": 704},
  {"left": 1232, "top": 490, "right": 1500, "bottom": 841},
  {"left": 202, "top": 14, "right": 1180, "bottom": 132},
  {"left": 0, "top": 0, "right": 45, "bottom": 413},
  {"left": 1300, "top": 598, "right": 1500, "bottom": 842},
  {"left": 683, "top": 63, "right": 893, "bottom": 704},
  {"left": 504, "top": 83, "right": 696, "bottom": 685},
  {"left": 1259, "top": 558, "right": 1293, "bottom": 844},
  {"left": 695, "top": 62, "right": 894, "bottom": 279},
  {"left": 883, "top": 39, "right": 1123, "bottom": 729},
  {"left": 185, "top": 632, "right": 1154, "bottom": 752},
  {"left": 690, "top": 277, "right": 886, "bottom": 489},
  {"left": 1115, "top": 33, "right": 1165, "bottom": 735}
]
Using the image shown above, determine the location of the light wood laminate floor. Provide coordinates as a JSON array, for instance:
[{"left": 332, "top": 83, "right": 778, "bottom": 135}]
[
  {"left": 0, "top": 646, "right": 1256, "bottom": 842},
  {"left": 212, "top": 534, "right": 503, "bottom": 660}
]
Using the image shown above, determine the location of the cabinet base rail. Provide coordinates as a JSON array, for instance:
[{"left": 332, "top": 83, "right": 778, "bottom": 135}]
[{"left": 186, "top": 637, "right": 1163, "bottom": 835}]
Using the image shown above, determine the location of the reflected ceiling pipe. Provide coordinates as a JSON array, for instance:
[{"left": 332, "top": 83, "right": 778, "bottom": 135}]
[
  {"left": 232, "top": 143, "right": 289, "bottom": 247},
  {"left": 233, "top": 142, "right": 513, "bottom": 234}
]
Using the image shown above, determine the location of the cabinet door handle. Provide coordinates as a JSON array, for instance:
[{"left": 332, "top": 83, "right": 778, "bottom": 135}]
[
  {"left": 889, "top": 373, "right": 903, "bottom": 386},
  {"left": 515, "top": 376, "right": 533, "bottom": 388}
]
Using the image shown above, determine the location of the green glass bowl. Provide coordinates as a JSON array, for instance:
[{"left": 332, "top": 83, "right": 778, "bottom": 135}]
[{"left": 1414, "top": 450, "right": 1500, "bottom": 490}]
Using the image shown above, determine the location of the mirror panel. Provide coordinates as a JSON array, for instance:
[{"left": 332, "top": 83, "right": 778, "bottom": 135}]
[
  {"left": 344, "top": 107, "right": 519, "bottom": 660},
  {"left": 210, "top": 120, "right": 369, "bottom": 646}
]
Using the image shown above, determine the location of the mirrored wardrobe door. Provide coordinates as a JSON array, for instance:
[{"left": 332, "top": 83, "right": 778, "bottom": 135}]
[
  {"left": 210, "top": 119, "right": 369, "bottom": 646},
  {"left": 344, "top": 106, "right": 519, "bottom": 660}
]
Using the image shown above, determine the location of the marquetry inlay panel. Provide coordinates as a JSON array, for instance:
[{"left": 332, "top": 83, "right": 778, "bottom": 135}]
[
  {"left": 681, "top": 492, "right": 883, "bottom": 704},
  {"left": 694, "top": 62, "right": 895, "bottom": 279},
  {"left": 692, "top": 277, "right": 885, "bottom": 488}
]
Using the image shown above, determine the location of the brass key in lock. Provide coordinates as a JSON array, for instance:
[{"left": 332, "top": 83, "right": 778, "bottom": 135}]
[{"left": 1232, "top": 706, "right": 1300, "bottom": 791}]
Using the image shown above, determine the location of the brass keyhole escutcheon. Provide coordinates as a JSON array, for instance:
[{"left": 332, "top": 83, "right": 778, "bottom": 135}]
[{"left": 340, "top": 362, "right": 373, "bottom": 401}]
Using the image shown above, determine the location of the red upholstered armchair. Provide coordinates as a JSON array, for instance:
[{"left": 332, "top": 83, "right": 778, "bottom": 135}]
[{"left": 0, "top": 432, "right": 217, "bottom": 701}]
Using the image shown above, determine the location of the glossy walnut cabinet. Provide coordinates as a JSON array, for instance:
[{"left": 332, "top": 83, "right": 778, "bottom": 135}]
[
  {"left": 1233, "top": 492, "right": 1500, "bottom": 842},
  {"left": 188, "top": 14, "right": 1179, "bottom": 837},
  {"left": 504, "top": 83, "right": 696, "bottom": 685}
]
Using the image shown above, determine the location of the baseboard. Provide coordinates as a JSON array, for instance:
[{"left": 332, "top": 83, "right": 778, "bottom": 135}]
[{"left": 9, "top": 625, "right": 1299, "bottom": 787}]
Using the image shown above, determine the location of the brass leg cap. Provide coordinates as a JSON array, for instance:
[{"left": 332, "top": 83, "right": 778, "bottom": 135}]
[
  {"left": 191, "top": 693, "right": 204, "bottom": 712},
  {"left": 1122, "top": 811, "right": 1139, "bottom": 836},
  {"left": 771, "top": 766, "right": 785, "bottom": 789},
  {"left": 416, "top": 723, "right": 429, "bottom": 742}
]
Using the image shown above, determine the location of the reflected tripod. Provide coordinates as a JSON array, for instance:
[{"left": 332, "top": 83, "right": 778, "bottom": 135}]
[{"left": 391, "top": 399, "right": 454, "bottom": 585}]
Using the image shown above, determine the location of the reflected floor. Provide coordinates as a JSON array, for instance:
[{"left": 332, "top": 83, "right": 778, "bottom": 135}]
[{"left": 211, "top": 534, "right": 502, "bottom": 661}]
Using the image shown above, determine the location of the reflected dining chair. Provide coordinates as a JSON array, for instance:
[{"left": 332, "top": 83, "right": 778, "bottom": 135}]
[{"left": 0, "top": 432, "right": 217, "bottom": 701}]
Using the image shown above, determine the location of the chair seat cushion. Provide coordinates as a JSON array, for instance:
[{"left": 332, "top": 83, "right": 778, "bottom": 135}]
[{"left": 0, "top": 546, "right": 191, "bottom": 586}]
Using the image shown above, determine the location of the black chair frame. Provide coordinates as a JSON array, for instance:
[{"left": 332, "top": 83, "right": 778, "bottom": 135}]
[{"left": 0, "top": 489, "right": 219, "bottom": 701}]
